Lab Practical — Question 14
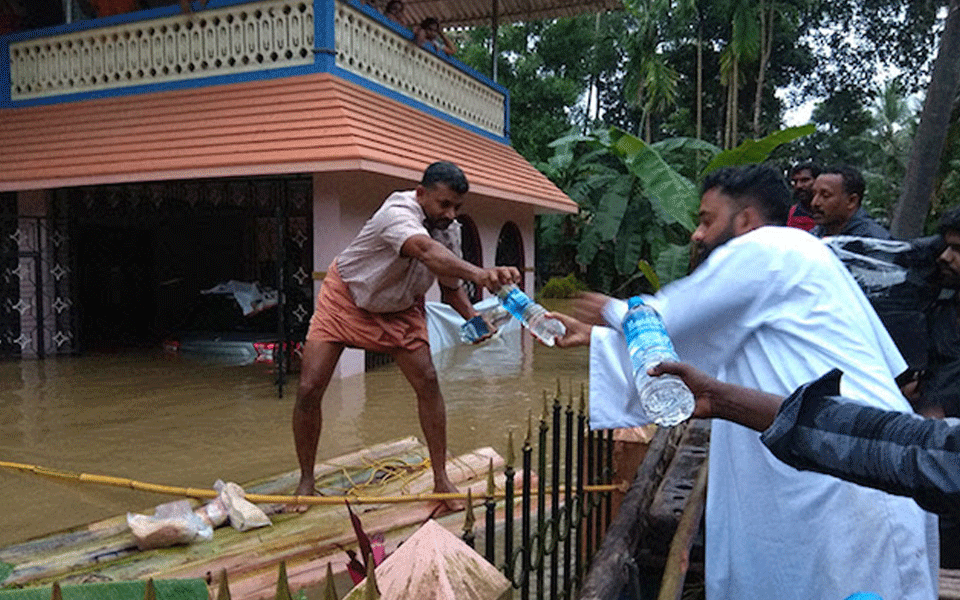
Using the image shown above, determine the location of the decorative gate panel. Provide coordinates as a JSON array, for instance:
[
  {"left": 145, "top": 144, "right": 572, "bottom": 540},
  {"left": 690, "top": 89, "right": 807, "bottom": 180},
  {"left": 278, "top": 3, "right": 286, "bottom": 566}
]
[{"left": 0, "top": 208, "right": 76, "bottom": 358}]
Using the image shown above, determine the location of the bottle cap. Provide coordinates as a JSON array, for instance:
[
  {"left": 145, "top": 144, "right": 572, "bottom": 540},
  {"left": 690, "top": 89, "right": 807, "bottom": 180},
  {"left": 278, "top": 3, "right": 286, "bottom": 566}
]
[{"left": 628, "top": 296, "right": 646, "bottom": 309}]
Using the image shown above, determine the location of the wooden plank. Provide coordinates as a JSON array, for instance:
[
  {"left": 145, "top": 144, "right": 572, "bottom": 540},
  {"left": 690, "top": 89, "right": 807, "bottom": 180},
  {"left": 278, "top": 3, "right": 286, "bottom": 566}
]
[
  {"left": 942, "top": 569, "right": 960, "bottom": 600},
  {"left": 0, "top": 443, "right": 531, "bottom": 600}
]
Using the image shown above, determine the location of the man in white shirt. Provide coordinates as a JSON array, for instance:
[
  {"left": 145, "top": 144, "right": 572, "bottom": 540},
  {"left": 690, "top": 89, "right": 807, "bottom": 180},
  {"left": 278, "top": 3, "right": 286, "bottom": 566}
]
[
  {"left": 293, "top": 162, "right": 519, "bottom": 507},
  {"left": 551, "top": 164, "right": 939, "bottom": 599}
]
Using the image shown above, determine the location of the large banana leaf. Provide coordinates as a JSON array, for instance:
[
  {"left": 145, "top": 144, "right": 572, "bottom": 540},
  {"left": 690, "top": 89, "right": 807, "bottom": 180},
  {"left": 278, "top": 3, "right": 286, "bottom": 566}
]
[
  {"left": 701, "top": 124, "right": 816, "bottom": 175},
  {"left": 610, "top": 129, "right": 699, "bottom": 231},
  {"left": 576, "top": 176, "right": 633, "bottom": 266},
  {"left": 614, "top": 195, "right": 651, "bottom": 276},
  {"left": 654, "top": 243, "right": 693, "bottom": 286}
]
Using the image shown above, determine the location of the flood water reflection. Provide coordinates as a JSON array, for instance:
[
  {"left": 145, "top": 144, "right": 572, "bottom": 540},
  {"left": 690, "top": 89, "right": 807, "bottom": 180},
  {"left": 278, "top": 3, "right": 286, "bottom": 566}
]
[{"left": 0, "top": 325, "right": 589, "bottom": 548}]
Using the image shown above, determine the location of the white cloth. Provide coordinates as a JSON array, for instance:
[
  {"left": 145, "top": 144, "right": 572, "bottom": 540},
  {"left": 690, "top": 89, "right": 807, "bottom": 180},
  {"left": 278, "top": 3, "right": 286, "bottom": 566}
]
[{"left": 589, "top": 226, "right": 939, "bottom": 600}]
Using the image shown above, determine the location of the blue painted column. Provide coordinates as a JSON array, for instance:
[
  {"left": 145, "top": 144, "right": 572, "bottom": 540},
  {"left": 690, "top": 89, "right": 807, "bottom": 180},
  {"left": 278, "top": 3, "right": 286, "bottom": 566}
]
[
  {"left": 315, "top": 0, "right": 337, "bottom": 72},
  {"left": 0, "top": 35, "right": 10, "bottom": 106}
]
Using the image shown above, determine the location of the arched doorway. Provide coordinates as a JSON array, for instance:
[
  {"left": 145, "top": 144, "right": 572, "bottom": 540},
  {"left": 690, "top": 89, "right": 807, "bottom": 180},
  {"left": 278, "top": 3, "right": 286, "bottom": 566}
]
[
  {"left": 495, "top": 221, "right": 525, "bottom": 291},
  {"left": 457, "top": 214, "right": 483, "bottom": 304}
]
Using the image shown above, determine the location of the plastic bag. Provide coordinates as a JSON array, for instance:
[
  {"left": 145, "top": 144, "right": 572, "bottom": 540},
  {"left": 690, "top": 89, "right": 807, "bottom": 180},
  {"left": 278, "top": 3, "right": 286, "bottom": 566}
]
[
  {"left": 195, "top": 494, "right": 229, "bottom": 528},
  {"left": 127, "top": 499, "right": 213, "bottom": 550},
  {"left": 824, "top": 235, "right": 944, "bottom": 370},
  {"left": 214, "top": 480, "right": 272, "bottom": 532}
]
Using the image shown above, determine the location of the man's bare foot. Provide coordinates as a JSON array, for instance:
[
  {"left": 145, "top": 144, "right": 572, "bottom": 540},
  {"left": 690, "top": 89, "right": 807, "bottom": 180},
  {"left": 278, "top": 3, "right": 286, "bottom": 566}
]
[
  {"left": 434, "top": 479, "right": 465, "bottom": 512},
  {"left": 283, "top": 478, "right": 316, "bottom": 514}
]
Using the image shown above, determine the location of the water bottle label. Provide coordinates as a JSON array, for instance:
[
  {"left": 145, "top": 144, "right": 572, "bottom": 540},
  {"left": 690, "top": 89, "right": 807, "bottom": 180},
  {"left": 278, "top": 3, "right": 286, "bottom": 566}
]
[
  {"left": 501, "top": 287, "right": 532, "bottom": 319},
  {"left": 623, "top": 308, "right": 677, "bottom": 369}
]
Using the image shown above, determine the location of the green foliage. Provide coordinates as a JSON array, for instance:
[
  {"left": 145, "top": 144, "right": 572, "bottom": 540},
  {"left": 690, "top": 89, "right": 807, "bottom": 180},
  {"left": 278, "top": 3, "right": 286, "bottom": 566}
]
[
  {"left": 539, "top": 274, "right": 591, "bottom": 298},
  {"left": 702, "top": 124, "right": 816, "bottom": 173},
  {"left": 0, "top": 563, "right": 12, "bottom": 585},
  {"left": 539, "top": 125, "right": 812, "bottom": 294},
  {"left": 611, "top": 129, "right": 700, "bottom": 230}
]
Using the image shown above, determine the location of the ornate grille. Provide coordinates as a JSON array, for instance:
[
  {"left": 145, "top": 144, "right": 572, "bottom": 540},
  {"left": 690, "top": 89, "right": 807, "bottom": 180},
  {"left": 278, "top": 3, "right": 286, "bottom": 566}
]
[
  {"left": 333, "top": 1, "right": 505, "bottom": 136},
  {"left": 0, "top": 209, "right": 76, "bottom": 358},
  {"left": 9, "top": 0, "right": 314, "bottom": 100}
]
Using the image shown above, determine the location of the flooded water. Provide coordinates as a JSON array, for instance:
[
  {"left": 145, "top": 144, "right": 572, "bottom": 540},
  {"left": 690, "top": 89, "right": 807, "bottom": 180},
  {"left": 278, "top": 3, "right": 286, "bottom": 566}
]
[{"left": 0, "top": 320, "right": 589, "bottom": 548}]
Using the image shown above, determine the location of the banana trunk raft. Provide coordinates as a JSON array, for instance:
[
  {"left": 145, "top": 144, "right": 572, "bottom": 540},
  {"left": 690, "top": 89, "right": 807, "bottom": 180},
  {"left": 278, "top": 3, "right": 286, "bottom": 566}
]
[{"left": 0, "top": 437, "right": 532, "bottom": 600}]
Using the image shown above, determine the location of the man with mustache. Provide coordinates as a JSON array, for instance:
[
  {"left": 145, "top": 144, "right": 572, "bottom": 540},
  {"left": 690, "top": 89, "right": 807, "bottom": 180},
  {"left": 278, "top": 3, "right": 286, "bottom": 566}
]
[
  {"left": 292, "top": 161, "right": 519, "bottom": 508},
  {"left": 922, "top": 207, "right": 960, "bottom": 417},
  {"left": 785, "top": 162, "right": 819, "bottom": 231},
  {"left": 550, "top": 163, "right": 938, "bottom": 600},
  {"left": 810, "top": 165, "right": 891, "bottom": 239}
]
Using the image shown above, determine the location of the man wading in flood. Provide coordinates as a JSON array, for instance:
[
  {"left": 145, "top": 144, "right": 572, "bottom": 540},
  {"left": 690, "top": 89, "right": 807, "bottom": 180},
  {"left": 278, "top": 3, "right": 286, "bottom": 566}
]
[{"left": 291, "top": 161, "right": 519, "bottom": 509}]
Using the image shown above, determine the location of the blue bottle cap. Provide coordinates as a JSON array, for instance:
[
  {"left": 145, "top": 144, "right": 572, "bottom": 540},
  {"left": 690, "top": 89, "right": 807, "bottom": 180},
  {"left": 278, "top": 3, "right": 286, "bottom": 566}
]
[{"left": 628, "top": 296, "right": 646, "bottom": 309}]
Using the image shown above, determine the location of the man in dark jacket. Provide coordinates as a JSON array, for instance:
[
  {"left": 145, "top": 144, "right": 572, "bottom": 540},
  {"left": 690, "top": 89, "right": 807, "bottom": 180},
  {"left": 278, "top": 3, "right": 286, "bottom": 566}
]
[{"left": 810, "top": 165, "right": 891, "bottom": 239}]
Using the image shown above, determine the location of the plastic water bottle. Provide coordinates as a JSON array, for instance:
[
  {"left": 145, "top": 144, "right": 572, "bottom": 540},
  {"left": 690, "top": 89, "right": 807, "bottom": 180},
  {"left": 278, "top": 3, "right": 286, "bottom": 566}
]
[
  {"left": 622, "top": 296, "right": 694, "bottom": 426},
  {"left": 459, "top": 315, "right": 490, "bottom": 344},
  {"left": 496, "top": 284, "right": 566, "bottom": 346}
]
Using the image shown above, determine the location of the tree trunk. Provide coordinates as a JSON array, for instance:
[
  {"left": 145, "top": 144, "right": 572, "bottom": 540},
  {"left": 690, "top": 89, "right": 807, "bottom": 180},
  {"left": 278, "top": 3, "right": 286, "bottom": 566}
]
[
  {"left": 890, "top": 0, "right": 960, "bottom": 238},
  {"left": 752, "top": 5, "right": 773, "bottom": 137},
  {"left": 696, "top": 24, "right": 703, "bottom": 141},
  {"left": 726, "top": 58, "right": 739, "bottom": 149}
]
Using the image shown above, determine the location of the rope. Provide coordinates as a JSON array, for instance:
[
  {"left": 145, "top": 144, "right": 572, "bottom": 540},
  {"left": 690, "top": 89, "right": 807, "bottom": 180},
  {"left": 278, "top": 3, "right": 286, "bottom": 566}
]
[{"left": 0, "top": 459, "right": 620, "bottom": 505}]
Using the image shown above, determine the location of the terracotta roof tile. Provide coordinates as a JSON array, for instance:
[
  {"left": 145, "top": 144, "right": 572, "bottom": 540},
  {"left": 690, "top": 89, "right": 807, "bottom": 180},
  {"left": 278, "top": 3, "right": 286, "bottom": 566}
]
[{"left": 0, "top": 73, "right": 576, "bottom": 213}]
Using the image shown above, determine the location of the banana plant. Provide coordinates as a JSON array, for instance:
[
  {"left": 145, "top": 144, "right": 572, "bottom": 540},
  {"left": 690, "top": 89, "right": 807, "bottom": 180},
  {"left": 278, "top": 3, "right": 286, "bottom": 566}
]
[{"left": 539, "top": 124, "right": 814, "bottom": 292}]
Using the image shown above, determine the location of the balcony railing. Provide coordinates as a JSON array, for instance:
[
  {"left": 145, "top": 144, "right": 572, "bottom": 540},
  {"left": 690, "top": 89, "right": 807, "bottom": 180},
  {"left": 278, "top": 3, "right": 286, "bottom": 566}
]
[
  {"left": 3, "top": 0, "right": 507, "bottom": 137},
  {"left": 8, "top": 1, "right": 315, "bottom": 100},
  {"left": 334, "top": 2, "right": 505, "bottom": 136}
]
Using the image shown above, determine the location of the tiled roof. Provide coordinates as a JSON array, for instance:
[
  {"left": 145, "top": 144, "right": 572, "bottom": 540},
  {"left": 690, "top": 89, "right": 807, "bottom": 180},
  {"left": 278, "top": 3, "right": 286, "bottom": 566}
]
[
  {"left": 403, "top": 0, "right": 622, "bottom": 27},
  {"left": 0, "top": 72, "right": 577, "bottom": 213}
]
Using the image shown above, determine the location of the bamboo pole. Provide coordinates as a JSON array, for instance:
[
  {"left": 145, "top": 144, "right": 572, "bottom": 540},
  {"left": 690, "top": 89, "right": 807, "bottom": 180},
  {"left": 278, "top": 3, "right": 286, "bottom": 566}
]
[
  {"left": 0, "top": 460, "right": 617, "bottom": 505},
  {"left": 656, "top": 458, "right": 709, "bottom": 600}
]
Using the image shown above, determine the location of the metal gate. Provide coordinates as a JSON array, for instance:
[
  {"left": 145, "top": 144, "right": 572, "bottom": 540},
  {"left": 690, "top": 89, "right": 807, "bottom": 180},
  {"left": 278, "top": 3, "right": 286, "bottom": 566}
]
[
  {"left": 0, "top": 179, "right": 314, "bottom": 394},
  {"left": 0, "top": 192, "right": 76, "bottom": 359}
]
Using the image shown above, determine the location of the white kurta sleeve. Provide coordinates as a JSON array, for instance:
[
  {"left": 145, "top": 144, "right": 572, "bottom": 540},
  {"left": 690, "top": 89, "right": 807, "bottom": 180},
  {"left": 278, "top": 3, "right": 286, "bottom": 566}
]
[{"left": 588, "top": 325, "right": 650, "bottom": 429}]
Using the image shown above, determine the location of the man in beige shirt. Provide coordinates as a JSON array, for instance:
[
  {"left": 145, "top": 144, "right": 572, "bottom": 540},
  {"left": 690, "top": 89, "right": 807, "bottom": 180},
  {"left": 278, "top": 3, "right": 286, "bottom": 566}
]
[{"left": 293, "top": 161, "right": 520, "bottom": 507}]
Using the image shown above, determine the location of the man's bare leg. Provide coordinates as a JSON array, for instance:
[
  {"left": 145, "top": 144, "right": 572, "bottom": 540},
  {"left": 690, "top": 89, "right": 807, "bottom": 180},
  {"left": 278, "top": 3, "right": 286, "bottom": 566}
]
[
  {"left": 290, "top": 339, "right": 344, "bottom": 511},
  {"left": 392, "top": 345, "right": 461, "bottom": 507}
]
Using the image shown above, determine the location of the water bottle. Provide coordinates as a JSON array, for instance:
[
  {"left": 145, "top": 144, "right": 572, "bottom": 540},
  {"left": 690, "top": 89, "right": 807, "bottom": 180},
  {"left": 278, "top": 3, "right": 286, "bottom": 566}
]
[
  {"left": 496, "top": 284, "right": 566, "bottom": 346},
  {"left": 459, "top": 315, "right": 490, "bottom": 344},
  {"left": 622, "top": 296, "right": 694, "bottom": 426}
]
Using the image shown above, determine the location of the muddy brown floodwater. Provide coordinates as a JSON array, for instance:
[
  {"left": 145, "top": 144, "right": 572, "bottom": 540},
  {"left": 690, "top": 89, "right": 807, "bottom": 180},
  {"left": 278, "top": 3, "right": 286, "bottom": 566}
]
[{"left": 0, "top": 320, "right": 590, "bottom": 548}]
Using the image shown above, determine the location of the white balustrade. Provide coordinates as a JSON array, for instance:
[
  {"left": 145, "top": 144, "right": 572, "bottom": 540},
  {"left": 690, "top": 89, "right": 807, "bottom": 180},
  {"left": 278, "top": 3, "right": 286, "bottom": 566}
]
[
  {"left": 8, "top": 0, "right": 314, "bottom": 100},
  {"left": 333, "top": 1, "right": 505, "bottom": 136},
  {"left": 7, "top": 0, "right": 506, "bottom": 137}
]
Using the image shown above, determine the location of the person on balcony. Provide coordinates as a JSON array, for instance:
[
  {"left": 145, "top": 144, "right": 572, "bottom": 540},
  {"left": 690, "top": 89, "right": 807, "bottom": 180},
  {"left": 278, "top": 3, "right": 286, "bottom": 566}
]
[
  {"left": 178, "top": 0, "right": 207, "bottom": 14},
  {"left": 383, "top": 0, "right": 408, "bottom": 27},
  {"left": 414, "top": 17, "right": 456, "bottom": 56},
  {"left": 292, "top": 162, "right": 519, "bottom": 511}
]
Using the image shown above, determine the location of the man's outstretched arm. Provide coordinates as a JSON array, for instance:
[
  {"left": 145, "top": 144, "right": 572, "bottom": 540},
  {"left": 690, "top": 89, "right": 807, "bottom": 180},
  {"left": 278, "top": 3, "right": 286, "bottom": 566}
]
[{"left": 653, "top": 362, "right": 960, "bottom": 516}]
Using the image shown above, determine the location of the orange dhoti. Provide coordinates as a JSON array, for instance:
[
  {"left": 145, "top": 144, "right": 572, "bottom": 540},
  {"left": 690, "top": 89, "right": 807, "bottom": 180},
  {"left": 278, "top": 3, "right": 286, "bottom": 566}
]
[{"left": 307, "top": 263, "right": 429, "bottom": 353}]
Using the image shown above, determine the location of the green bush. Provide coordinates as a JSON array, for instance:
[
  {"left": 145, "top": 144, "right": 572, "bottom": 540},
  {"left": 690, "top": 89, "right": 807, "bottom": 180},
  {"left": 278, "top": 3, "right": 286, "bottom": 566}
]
[{"left": 539, "top": 274, "right": 590, "bottom": 299}]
